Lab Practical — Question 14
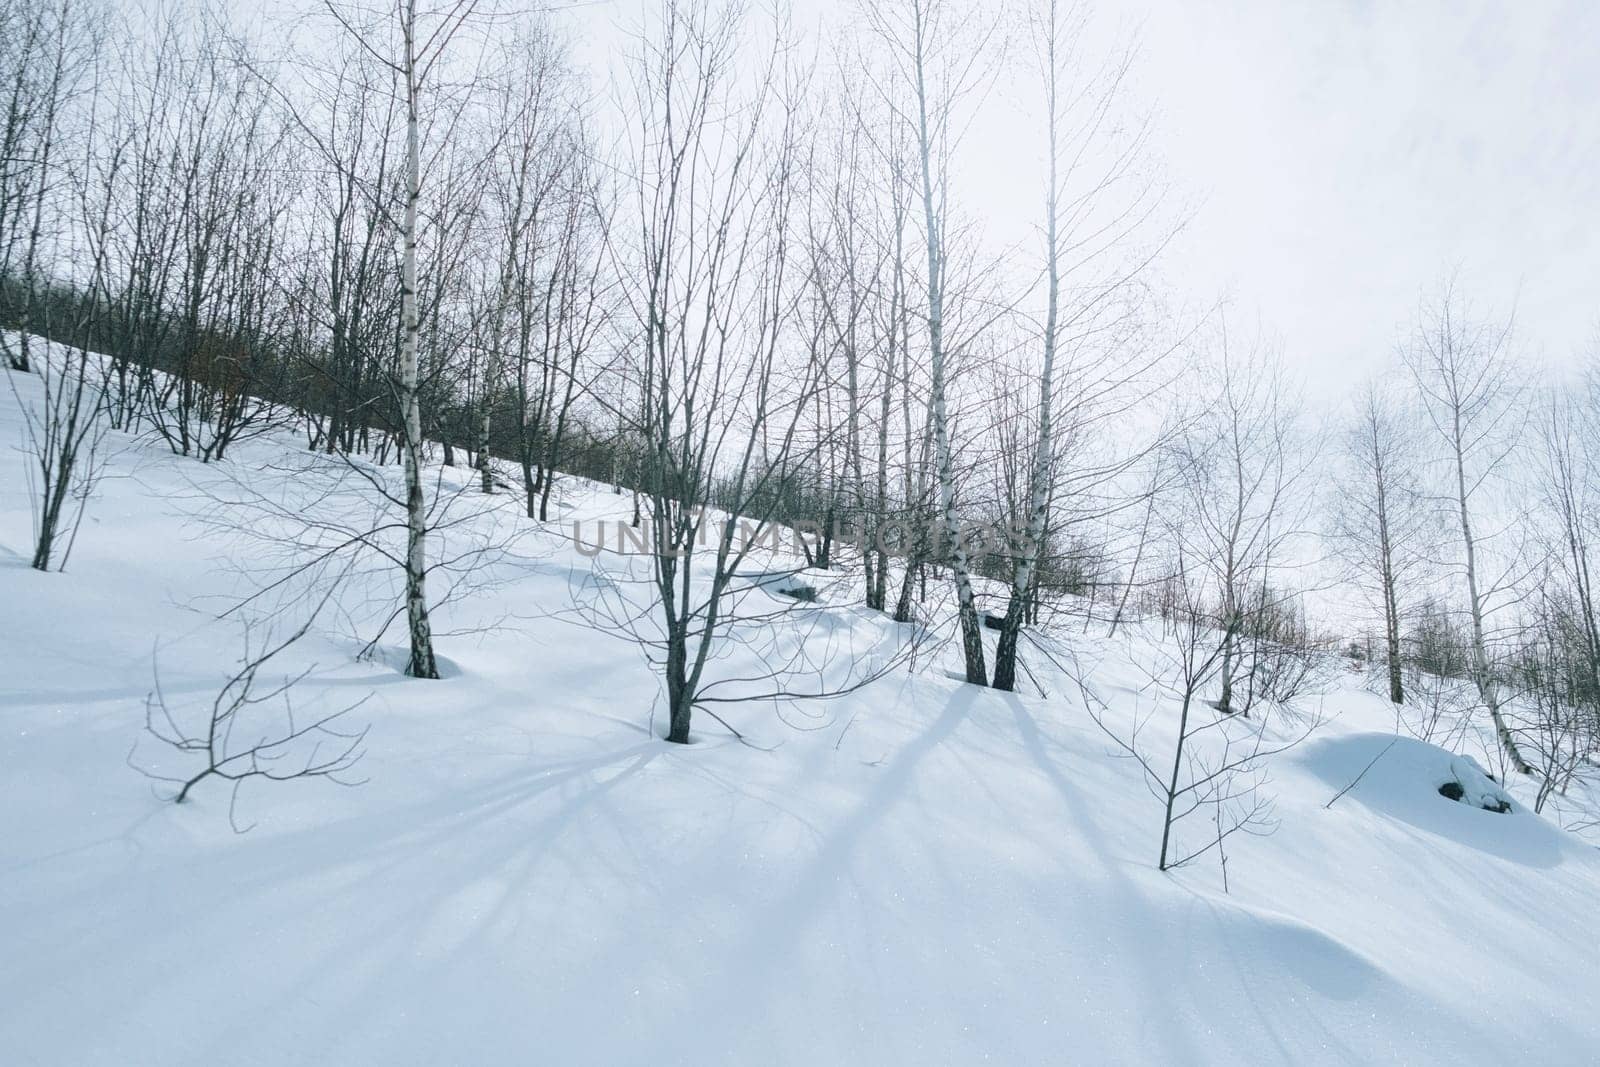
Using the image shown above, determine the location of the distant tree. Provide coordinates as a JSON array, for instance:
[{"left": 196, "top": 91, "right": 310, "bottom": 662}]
[
  {"left": 1331, "top": 380, "right": 1432, "bottom": 705},
  {"left": 1531, "top": 387, "right": 1600, "bottom": 709},
  {"left": 1510, "top": 581, "right": 1600, "bottom": 813},
  {"left": 0, "top": 0, "right": 104, "bottom": 571},
  {"left": 1, "top": 0, "right": 94, "bottom": 373},
  {"left": 1171, "top": 327, "right": 1314, "bottom": 716}
]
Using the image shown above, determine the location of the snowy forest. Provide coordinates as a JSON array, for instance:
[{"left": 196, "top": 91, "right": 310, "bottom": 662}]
[{"left": 3, "top": 0, "right": 1599, "bottom": 1063}]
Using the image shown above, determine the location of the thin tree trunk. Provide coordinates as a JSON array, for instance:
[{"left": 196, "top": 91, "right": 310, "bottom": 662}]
[
  {"left": 399, "top": 0, "right": 438, "bottom": 680},
  {"left": 995, "top": 3, "right": 1061, "bottom": 691},
  {"left": 1159, "top": 688, "right": 1195, "bottom": 871},
  {"left": 912, "top": 7, "right": 984, "bottom": 684},
  {"left": 1453, "top": 422, "right": 1525, "bottom": 771},
  {"left": 1378, "top": 509, "right": 1404, "bottom": 705},
  {"left": 1110, "top": 481, "right": 1157, "bottom": 636}
]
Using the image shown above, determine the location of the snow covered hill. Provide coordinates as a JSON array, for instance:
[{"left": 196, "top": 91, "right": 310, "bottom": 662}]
[{"left": 4, "top": 362, "right": 1599, "bottom": 1065}]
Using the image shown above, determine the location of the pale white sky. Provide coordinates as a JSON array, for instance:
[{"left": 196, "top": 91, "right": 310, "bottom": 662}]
[
  {"left": 562, "top": 0, "right": 1600, "bottom": 400},
  {"left": 1128, "top": 0, "right": 1600, "bottom": 395}
]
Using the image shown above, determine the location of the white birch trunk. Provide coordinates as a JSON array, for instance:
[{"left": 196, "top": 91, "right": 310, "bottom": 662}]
[
  {"left": 993, "top": 2, "right": 1061, "bottom": 691},
  {"left": 912, "top": 4, "right": 985, "bottom": 684},
  {"left": 1453, "top": 412, "right": 1526, "bottom": 772},
  {"left": 400, "top": 0, "right": 438, "bottom": 680}
]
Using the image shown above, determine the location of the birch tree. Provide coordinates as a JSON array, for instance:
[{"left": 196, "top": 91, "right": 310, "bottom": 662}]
[
  {"left": 1175, "top": 329, "right": 1313, "bottom": 716},
  {"left": 314, "top": 0, "right": 485, "bottom": 679},
  {"left": 1332, "top": 380, "right": 1431, "bottom": 706},
  {"left": 862, "top": 0, "right": 994, "bottom": 683},
  {"left": 1402, "top": 282, "right": 1532, "bottom": 774},
  {"left": 990, "top": 0, "right": 1169, "bottom": 690}
]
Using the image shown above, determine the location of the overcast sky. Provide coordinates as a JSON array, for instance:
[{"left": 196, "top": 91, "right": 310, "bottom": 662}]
[
  {"left": 1131, "top": 0, "right": 1600, "bottom": 396},
  {"left": 563, "top": 0, "right": 1600, "bottom": 402}
]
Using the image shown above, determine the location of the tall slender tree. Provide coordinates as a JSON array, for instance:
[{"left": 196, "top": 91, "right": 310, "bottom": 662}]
[
  {"left": 1333, "top": 380, "right": 1430, "bottom": 705},
  {"left": 1402, "top": 281, "right": 1532, "bottom": 773}
]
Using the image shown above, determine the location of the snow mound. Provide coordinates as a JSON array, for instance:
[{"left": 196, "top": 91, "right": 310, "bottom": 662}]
[
  {"left": 1204, "top": 901, "right": 1387, "bottom": 1002},
  {"left": 1296, "top": 733, "right": 1573, "bottom": 868}
]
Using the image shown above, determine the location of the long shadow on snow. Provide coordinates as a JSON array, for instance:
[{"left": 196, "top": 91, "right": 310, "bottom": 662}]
[
  {"left": 1005, "top": 695, "right": 1207, "bottom": 1064},
  {"left": 661, "top": 685, "right": 976, "bottom": 1060},
  {"left": 7, "top": 742, "right": 663, "bottom": 1013},
  {"left": 192, "top": 743, "right": 667, "bottom": 1062},
  {"left": 1008, "top": 695, "right": 1385, "bottom": 1062},
  {"left": 7, "top": 740, "right": 668, "bottom": 1066}
]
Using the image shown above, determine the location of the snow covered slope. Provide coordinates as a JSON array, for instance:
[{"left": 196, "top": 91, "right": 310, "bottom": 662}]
[{"left": 3, "top": 362, "right": 1598, "bottom": 1065}]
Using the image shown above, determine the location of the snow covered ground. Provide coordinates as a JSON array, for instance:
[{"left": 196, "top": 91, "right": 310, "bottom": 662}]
[{"left": 4, "top": 358, "right": 1599, "bottom": 1064}]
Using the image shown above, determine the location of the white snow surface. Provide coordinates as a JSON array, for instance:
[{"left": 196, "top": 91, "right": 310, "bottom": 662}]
[{"left": 4, "top": 353, "right": 1599, "bottom": 1065}]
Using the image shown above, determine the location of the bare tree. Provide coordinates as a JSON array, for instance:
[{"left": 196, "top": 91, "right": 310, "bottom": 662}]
[
  {"left": 1, "top": 0, "right": 94, "bottom": 374},
  {"left": 135, "top": 614, "right": 370, "bottom": 831},
  {"left": 0, "top": 0, "right": 106, "bottom": 571},
  {"left": 1532, "top": 386, "right": 1600, "bottom": 708},
  {"left": 989, "top": 0, "right": 1174, "bottom": 690},
  {"left": 862, "top": 0, "right": 996, "bottom": 684},
  {"left": 284, "top": 33, "right": 404, "bottom": 459},
  {"left": 577, "top": 1, "right": 914, "bottom": 746},
  {"left": 593, "top": 0, "right": 827, "bottom": 744},
  {"left": 828, "top": 82, "right": 936, "bottom": 626},
  {"left": 1084, "top": 548, "right": 1318, "bottom": 877},
  {"left": 1331, "top": 380, "right": 1432, "bottom": 705},
  {"left": 468, "top": 26, "right": 570, "bottom": 498},
  {"left": 8, "top": 326, "right": 108, "bottom": 571},
  {"left": 1106, "top": 445, "right": 1169, "bottom": 636},
  {"left": 304, "top": 0, "right": 488, "bottom": 678},
  {"left": 393, "top": 0, "right": 440, "bottom": 676},
  {"left": 1172, "top": 327, "right": 1314, "bottom": 716},
  {"left": 1509, "top": 580, "right": 1599, "bottom": 813},
  {"left": 1401, "top": 281, "right": 1532, "bottom": 774}
]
